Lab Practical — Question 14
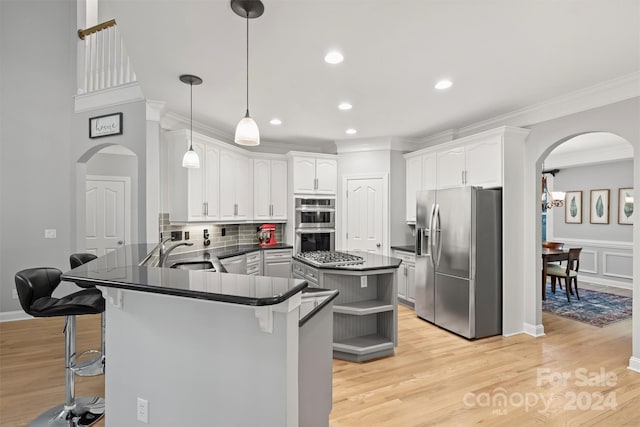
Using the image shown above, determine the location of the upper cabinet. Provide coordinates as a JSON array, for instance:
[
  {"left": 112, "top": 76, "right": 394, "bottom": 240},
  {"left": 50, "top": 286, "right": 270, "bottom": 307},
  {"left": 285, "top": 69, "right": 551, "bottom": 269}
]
[
  {"left": 167, "top": 130, "right": 219, "bottom": 222},
  {"left": 220, "top": 150, "right": 252, "bottom": 221},
  {"left": 404, "top": 128, "right": 508, "bottom": 222},
  {"left": 254, "top": 158, "right": 287, "bottom": 221},
  {"left": 290, "top": 154, "right": 338, "bottom": 194}
]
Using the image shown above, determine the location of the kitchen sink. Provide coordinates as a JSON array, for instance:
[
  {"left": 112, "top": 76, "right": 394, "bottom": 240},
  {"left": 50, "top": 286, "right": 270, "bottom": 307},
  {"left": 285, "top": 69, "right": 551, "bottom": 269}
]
[{"left": 169, "top": 260, "right": 216, "bottom": 271}]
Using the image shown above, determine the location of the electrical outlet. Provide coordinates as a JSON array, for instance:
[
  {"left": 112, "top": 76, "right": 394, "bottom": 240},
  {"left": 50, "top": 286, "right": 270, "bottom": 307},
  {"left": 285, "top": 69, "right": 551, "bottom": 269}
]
[
  {"left": 170, "top": 231, "right": 182, "bottom": 241},
  {"left": 44, "top": 229, "right": 56, "bottom": 239},
  {"left": 12, "top": 289, "right": 18, "bottom": 299},
  {"left": 221, "top": 227, "right": 226, "bottom": 237},
  {"left": 184, "top": 231, "right": 190, "bottom": 240},
  {"left": 137, "top": 397, "right": 149, "bottom": 423},
  {"left": 360, "top": 277, "right": 368, "bottom": 288}
]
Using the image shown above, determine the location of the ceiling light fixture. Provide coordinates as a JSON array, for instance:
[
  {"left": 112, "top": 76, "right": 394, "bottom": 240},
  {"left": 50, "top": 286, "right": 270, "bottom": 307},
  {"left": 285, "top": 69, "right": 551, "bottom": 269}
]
[
  {"left": 232, "top": 0, "right": 264, "bottom": 146},
  {"left": 435, "top": 79, "right": 453, "bottom": 90},
  {"left": 324, "top": 50, "right": 344, "bottom": 64},
  {"left": 270, "top": 118, "right": 282, "bottom": 125},
  {"left": 338, "top": 102, "right": 352, "bottom": 110},
  {"left": 345, "top": 128, "right": 357, "bottom": 135},
  {"left": 179, "top": 74, "right": 203, "bottom": 168}
]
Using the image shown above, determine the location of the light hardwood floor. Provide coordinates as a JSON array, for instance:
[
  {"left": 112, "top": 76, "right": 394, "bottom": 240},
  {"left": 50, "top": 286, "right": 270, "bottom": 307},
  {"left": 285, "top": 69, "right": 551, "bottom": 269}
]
[{"left": 1, "top": 305, "right": 638, "bottom": 426}]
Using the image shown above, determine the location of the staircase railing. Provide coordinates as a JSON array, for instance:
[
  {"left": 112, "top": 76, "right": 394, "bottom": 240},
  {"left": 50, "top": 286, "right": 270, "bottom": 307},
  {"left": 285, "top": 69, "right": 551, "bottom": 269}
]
[{"left": 77, "top": 19, "right": 137, "bottom": 94}]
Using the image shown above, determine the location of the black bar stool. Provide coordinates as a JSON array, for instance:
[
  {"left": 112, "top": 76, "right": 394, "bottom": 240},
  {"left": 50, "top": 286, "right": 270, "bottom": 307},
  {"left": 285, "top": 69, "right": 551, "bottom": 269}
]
[
  {"left": 69, "top": 253, "right": 105, "bottom": 372},
  {"left": 15, "top": 267, "right": 105, "bottom": 427}
]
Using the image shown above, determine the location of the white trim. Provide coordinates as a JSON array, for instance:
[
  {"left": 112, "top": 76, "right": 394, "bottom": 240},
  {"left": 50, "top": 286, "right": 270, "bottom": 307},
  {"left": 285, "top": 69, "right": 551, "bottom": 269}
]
[
  {"left": 602, "top": 252, "right": 634, "bottom": 280},
  {"left": 456, "top": 72, "right": 640, "bottom": 138},
  {"left": 86, "top": 175, "right": 132, "bottom": 249},
  {"left": 578, "top": 249, "right": 598, "bottom": 274},
  {"left": 580, "top": 276, "right": 633, "bottom": 291},
  {"left": 544, "top": 143, "right": 632, "bottom": 170},
  {"left": 341, "top": 173, "right": 389, "bottom": 256},
  {"left": 629, "top": 356, "right": 640, "bottom": 373},
  {"left": 74, "top": 82, "right": 145, "bottom": 112},
  {"left": 146, "top": 100, "right": 166, "bottom": 122},
  {"left": 522, "top": 323, "right": 545, "bottom": 337},
  {"left": 0, "top": 311, "right": 31, "bottom": 322},
  {"left": 552, "top": 237, "right": 634, "bottom": 250}
]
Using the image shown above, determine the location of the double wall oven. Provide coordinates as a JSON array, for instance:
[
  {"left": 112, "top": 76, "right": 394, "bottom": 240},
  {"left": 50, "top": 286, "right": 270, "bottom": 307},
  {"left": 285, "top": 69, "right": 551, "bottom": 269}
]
[{"left": 295, "top": 197, "right": 335, "bottom": 252}]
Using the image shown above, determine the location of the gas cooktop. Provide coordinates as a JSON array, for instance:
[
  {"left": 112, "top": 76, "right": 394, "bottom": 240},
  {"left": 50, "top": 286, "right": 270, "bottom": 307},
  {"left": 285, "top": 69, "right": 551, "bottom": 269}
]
[{"left": 296, "top": 251, "right": 365, "bottom": 267}]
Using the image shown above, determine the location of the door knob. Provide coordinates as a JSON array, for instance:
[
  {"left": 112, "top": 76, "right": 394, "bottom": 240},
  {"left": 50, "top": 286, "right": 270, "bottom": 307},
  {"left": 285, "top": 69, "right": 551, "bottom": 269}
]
[
  {"left": 376, "top": 243, "right": 381, "bottom": 247},
  {"left": 117, "top": 240, "right": 124, "bottom": 245}
]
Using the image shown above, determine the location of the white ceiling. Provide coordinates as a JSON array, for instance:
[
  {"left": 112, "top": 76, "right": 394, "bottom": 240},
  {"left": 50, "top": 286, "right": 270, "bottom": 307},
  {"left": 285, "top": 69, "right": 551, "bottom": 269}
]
[{"left": 100, "top": 0, "right": 639, "bottom": 149}]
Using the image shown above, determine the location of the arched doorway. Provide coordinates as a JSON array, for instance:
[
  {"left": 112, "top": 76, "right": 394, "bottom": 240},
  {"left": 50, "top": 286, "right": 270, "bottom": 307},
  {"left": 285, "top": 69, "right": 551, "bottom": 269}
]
[
  {"left": 522, "top": 98, "right": 639, "bottom": 371},
  {"left": 539, "top": 132, "right": 634, "bottom": 327},
  {"left": 75, "top": 144, "right": 139, "bottom": 254}
]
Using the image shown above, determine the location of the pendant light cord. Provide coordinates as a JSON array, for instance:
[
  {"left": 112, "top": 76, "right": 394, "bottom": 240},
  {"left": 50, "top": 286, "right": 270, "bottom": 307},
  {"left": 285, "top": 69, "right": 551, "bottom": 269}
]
[
  {"left": 245, "top": 13, "right": 249, "bottom": 116},
  {"left": 190, "top": 81, "right": 194, "bottom": 150}
]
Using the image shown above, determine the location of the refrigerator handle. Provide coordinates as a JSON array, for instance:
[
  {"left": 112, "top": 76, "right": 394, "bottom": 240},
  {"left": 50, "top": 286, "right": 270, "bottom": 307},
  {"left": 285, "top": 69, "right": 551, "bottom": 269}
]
[
  {"left": 415, "top": 230, "right": 422, "bottom": 256},
  {"left": 435, "top": 206, "right": 443, "bottom": 266},
  {"left": 432, "top": 204, "right": 441, "bottom": 266}
]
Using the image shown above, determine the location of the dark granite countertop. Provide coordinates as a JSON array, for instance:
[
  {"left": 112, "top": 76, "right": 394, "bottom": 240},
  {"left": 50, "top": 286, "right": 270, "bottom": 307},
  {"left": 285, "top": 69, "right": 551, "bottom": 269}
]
[
  {"left": 390, "top": 245, "right": 415, "bottom": 253},
  {"left": 294, "top": 251, "right": 402, "bottom": 271},
  {"left": 212, "top": 243, "right": 293, "bottom": 260},
  {"left": 61, "top": 244, "right": 306, "bottom": 306}
]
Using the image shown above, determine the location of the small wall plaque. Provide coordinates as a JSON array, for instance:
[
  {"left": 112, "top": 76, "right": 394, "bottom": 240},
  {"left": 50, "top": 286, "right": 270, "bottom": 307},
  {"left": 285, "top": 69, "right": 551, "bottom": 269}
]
[{"left": 89, "top": 112, "right": 123, "bottom": 139}]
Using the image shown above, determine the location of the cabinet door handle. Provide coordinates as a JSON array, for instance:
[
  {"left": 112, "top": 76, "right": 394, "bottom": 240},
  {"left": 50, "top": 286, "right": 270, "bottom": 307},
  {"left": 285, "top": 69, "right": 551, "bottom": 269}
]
[
  {"left": 205, "top": 202, "right": 208, "bottom": 216},
  {"left": 234, "top": 203, "right": 238, "bottom": 216},
  {"left": 461, "top": 170, "right": 465, "bottom": 185}
]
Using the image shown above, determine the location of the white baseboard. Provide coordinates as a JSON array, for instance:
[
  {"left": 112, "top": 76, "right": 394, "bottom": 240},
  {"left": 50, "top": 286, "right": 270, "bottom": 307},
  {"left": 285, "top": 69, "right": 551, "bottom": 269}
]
[
  {"left": 0, "top": 310, "right": 31, "bottom": 322},
  {"left": 580, "top": 276, "right": 633, "bottom": 291},
  {"left": 628, "top": 356, "right": 640, "bottom": 373},
  {"left": 522, "top": 322, "right": 545, "bottom": 337}
]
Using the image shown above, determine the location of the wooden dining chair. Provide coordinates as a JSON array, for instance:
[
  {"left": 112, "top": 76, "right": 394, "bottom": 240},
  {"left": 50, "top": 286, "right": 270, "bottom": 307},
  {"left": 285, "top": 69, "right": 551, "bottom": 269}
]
[
  {"left": 546, "top": 248, "right": 582, "bottom": 302},
  {"left": 542, "top": 241, "right": 565, "bottom": 250}
]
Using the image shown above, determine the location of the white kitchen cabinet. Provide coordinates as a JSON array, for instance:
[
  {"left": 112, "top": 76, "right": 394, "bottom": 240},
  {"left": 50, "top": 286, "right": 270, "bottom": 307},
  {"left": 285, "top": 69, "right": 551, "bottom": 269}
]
[
  {"left": 405, "top": 156, "right": 422, "bottom": 222},
  {"left": 220, "top": 150, "right": 252, "bottom": 221},
  {"left": 253, "top": 159, "right": 287, "bottom": 221},
  {"left": 263, "top": 249, "right": 292, "bottom": 278},
  {"left": 393, "top": 249, "right": 415, "bottom": 305},
  {"left": 167, "top": 130, "right": 219, "bottom": 222},
  {"left": 246, "top": 251, "right": 262, "bottom": 276},
  {"left": 421, "top": 152, "right": 437, "bottom": 191},
  {"left": 220, "top": 254, "right": 246, "bottom": 275},
  {"left": 465, "top": 137, "right": 502, "bottom": 188},
  {"left": 290, "top": 155, "right": 337, "bottom": 194},
  {"left": 437, "top": 146, "right": 466, "bottom": 189}
]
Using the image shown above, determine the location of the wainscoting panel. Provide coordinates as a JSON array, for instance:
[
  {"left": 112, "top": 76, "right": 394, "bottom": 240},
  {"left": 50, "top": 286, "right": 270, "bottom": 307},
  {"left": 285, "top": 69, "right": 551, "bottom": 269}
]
[{"left": 552, "top": 237, "right": 633, "bottom": 290}]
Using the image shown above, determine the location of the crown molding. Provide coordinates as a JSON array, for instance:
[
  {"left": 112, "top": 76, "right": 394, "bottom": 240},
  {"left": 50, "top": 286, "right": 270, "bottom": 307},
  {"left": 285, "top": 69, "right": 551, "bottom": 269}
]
[
  {"left": 74, "top": 82, "right": 145, "bottom": 112},
  {"left": 335, "top": 136, "right": 422, "bottom": 153},
  {"left": 452, "top": 72, "right": 640, "bottom": 139}
]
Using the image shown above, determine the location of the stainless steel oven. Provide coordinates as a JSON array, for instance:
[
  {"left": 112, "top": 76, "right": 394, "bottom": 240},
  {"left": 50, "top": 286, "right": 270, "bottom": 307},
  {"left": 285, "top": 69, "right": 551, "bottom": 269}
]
[
  {"left": 295, "top": 198, "right": 335, "bottom": 229},
  {"left": 296, "top": 230, "right": 335, "bottom": 253}
]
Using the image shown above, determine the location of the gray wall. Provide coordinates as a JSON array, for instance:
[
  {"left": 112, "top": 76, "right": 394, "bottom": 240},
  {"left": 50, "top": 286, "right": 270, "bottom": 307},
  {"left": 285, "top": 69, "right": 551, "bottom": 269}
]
[
  {"left": 0, "top": 1, "right": 149, "bottom": 314},
  {"left": 552, "top": 159, "right": 634, "bottom": 241},
  {"left": 1, "top": 0, "right": 76, "bottom": 313}
]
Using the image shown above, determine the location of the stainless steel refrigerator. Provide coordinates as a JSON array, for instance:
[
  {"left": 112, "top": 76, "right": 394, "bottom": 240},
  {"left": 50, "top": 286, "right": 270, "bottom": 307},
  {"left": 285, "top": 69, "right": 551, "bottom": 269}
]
[{"left": 414, "top": 187, "right": 502, "bottom": 339}]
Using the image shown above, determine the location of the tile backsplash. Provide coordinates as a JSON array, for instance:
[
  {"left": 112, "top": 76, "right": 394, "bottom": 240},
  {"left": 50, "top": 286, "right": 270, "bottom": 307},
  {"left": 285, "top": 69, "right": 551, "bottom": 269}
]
[{"left": 159, "top": 213, "right": 285, "bottom": 251}]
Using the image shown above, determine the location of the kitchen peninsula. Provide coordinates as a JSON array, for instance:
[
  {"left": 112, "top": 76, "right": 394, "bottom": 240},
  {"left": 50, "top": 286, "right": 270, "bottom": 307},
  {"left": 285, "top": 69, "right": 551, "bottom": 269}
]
[
  {"left": 293, "top": 251, "right": 402, "bottom": 362},
  {"left": 62, "top": 244, "right": 336, "bottom": 427}
]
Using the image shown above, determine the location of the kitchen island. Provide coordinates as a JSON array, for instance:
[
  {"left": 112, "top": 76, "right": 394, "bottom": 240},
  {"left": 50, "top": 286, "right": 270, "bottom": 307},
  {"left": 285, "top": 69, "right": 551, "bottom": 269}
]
[
  {"left": 293, "top": 251, "right": 402, "bottom": 362},
  {"left": 62, "top": 244, "right": 336, "bottom": 427}
]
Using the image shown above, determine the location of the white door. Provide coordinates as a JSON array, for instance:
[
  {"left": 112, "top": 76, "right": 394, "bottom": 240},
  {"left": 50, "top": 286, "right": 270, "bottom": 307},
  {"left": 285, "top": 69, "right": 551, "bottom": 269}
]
[
  {"left": 86, "top": 176, "right": 129, "bottom": 256},
  {"left": 253, "top": 158, "right": 272, "bottom": 220},
  {"left": 437, "top": 146, "right": 465, "bottom": 189},
  {"left": 270, "top": 160, "right": 288, "bottom": 219},
  {"left": 346, "top": 178, "right": 384, "bottom": 253},
  {"left": 315, "top": 158, "right": 338, "bottom": 194},
  {"left": 465, "top": 138, "right": 503, "bottom": 188},
  {"left": 293, "top": 157, "right": 316, "bottom": 193}
]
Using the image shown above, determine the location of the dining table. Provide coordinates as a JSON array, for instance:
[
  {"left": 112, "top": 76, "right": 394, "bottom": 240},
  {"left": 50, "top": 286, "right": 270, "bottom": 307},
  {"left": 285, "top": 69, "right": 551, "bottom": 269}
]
[{"left": 541, "top": 247, "right": 570, "bottom": 300}]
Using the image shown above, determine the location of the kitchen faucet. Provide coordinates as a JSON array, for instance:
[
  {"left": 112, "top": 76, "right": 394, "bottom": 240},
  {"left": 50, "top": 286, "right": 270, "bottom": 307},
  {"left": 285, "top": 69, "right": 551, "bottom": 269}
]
[{"left": 159, "top": 237, "right": 194, "bottom": 267}]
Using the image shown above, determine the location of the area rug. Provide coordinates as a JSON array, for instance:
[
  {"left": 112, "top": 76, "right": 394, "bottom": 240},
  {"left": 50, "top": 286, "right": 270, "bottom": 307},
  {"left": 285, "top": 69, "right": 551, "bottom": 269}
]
[{"left": 542, "top": 287, "right": 633, "bottom": 327}]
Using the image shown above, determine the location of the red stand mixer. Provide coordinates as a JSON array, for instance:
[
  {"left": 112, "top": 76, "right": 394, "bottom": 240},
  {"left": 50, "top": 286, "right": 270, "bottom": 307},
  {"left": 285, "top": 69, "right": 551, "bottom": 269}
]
[{"left": 258, "top": 224, "right": 277, "bottom": 247}]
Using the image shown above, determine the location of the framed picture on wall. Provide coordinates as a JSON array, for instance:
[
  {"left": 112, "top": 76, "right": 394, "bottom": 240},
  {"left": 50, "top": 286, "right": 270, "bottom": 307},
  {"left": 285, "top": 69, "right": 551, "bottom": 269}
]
[
  {"left": 590, "top": 189, "right": 610, "bottom": 224},
  {"left": 564, "top": 191, "right": 582, "bottom": 224},
  {"left": 618, "top": 187, "right": 634, "bottom": 225}
]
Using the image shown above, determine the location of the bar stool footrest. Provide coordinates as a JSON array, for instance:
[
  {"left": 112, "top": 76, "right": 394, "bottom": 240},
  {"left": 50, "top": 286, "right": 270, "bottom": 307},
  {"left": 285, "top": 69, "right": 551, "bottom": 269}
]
[
  {"left": 72, "top": 350, "right": 104, "bottom": 377},
  {"left": 29, "top": 396, "right": 105, "bottom": 427}
]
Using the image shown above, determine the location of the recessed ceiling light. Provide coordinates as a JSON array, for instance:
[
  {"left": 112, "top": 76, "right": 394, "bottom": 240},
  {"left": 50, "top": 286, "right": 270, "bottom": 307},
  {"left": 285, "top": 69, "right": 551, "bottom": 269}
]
[
  {"left": 435, "top": 79, "right": 453, "bottom": 90},
  {"left": 269, "top": 118, "right": 282, "bottom": 125},
  {"left": 345, "top": 128, "right": 357, "bottom": 135},
  {"left": 324, "top": 51, "right": 344, "bottom": 64},
  {"left": 338, "top": 102, "right": 352, "bottom": 110}
]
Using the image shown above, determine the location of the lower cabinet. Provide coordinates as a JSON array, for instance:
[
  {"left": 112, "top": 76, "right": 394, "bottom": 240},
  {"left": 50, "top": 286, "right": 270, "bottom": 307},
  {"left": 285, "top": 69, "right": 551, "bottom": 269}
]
[
  {"left": 246, "top": 251, "right": 262, "bottom": 276},
  {"left": 263, "top": 249, "right": 293, "bottom": 278},
  {"left": 220, "top": 254, "right": 246, "bottom": 274},
  {"left": 393, "top": 249, "right": 416, "bottom": 306}
]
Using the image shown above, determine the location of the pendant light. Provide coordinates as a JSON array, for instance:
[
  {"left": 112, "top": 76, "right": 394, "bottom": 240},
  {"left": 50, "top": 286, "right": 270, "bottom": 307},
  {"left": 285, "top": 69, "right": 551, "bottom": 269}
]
[
  {"left": 180, "top": 74, "right": 203, "bottom": 168},
  {"left": 231, "top": 0, "right": 264, "bottom": 146}
]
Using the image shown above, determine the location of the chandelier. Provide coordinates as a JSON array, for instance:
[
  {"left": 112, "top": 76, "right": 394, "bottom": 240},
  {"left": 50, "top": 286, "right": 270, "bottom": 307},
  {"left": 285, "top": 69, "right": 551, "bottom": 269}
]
[{"left": 541, "top": 169, "right": 565, "bottom": 210}]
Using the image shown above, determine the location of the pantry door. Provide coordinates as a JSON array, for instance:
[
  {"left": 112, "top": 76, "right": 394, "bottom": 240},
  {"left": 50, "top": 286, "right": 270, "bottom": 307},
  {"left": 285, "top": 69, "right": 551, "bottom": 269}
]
[
  {"left": 343, "top": 175, "right": 388, "bottom": 255},
  {"left": 85, "top": 175, "right": 130, "bottom": 256}
]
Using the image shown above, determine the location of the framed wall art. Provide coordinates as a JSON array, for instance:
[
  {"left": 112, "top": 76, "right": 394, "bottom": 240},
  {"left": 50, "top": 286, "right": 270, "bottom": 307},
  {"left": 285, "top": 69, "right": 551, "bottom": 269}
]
[
  {"left": 618, "top": 187, "right": 634, "bottom": 225},
  {"left": 89, "top": 112, "right": 123, "bottom": 139},
  {"left": 589, "top": 189, "right": 610, "bottom": 224},
  {"left": 564, "top": 191, "right": 582, "bottom": 224}
]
